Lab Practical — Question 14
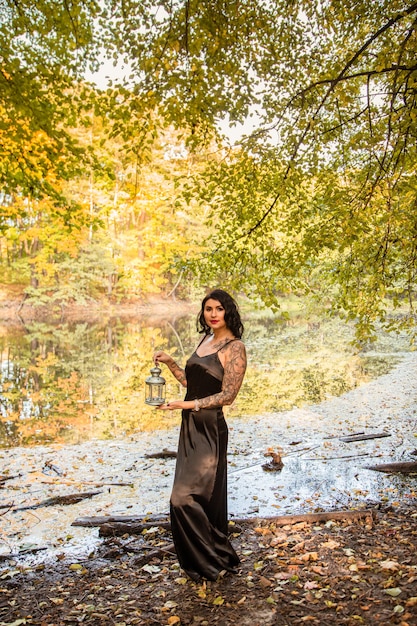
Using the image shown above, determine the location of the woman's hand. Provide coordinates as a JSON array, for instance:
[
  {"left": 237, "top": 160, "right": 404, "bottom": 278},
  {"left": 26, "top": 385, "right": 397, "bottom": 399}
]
[
  {"left": 153, "top": 351, "right": 187, "bottom": 387},
  {"left": 156, "top": 400, "right": 195, "bottom": 411},
  {"left": 153, "top": 350, "right": 173, "bottom": 365}
]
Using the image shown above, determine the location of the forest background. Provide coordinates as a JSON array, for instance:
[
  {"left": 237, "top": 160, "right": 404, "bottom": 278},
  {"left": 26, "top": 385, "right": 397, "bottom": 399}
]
[{"left": 1, "top": 0, "right": 417, "bottom": 344}]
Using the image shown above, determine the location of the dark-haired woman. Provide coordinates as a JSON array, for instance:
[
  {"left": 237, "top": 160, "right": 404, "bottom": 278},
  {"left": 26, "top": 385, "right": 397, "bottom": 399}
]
[{"left": 154, "top": 289, "right": 247, "bottom": 581}]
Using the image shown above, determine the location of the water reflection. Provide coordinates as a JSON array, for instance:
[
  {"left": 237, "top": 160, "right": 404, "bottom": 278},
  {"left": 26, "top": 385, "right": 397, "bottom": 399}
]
[{"left": 0, "top": 312, "right": 408, "bottom": 448}]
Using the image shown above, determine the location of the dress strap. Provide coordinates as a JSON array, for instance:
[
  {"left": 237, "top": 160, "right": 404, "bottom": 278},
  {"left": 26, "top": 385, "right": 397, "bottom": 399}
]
[{"left": 196, "top": 334, "right": 209, "bottom": 350}]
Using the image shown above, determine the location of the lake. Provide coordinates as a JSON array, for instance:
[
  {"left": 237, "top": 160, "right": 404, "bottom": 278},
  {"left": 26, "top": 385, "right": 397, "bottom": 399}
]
[{"left": 0, "top": 306, "right": 411, "bottom": 449}]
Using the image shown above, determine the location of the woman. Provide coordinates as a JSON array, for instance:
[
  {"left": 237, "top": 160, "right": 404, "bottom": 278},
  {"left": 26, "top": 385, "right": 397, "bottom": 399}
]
[{"left": 154, "top": 289, "right": 247, "bottom": 581}]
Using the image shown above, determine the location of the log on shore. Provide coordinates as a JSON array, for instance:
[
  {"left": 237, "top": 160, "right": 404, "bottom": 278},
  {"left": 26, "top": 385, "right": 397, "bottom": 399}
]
[
  {"left": 74, "top": 509, "right": 375, "bottom": 536},
  {"left": 99, "top": 520, "right": 170, "bottom": 537},
  {"left": 365, "top": 461, "right": 417, "bottom": 474},
  {"left": 72, "top": 514, "right": 169, "bottom": 527},
  {"left": 231, "top": 509, "right": 376, "bottom": 527}
]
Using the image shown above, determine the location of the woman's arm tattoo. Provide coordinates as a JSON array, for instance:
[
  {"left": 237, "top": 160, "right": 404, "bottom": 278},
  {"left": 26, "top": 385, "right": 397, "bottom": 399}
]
[
  {"left": 168, "top": 360, "right": 187, "bottom": 387},
  {"left": 198, "top": 341, "right": 247, "bottom": 409}
]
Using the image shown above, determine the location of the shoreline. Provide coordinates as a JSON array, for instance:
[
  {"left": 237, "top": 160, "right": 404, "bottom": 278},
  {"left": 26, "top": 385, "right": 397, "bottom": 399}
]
[
  {"left": 0, "top": 295, "right": 196, "bottom": 325},
  {"left": 1, "top": 349, "right": 417, "bottom": 564}
]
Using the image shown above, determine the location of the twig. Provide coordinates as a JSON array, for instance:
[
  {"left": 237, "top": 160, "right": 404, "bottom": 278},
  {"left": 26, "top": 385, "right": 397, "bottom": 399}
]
[
  {"left": 304, "top": 453, "right": 371, "bottom": 461},
  {"left": 133, "top": 543, "right": 176, "bottom": 567},
  {"left": 0, "top": 504, "right": 14, "bottom": 514},
  {"left": 309, "top": 480, "right": 330, "bottom": 499},
  {"left": 289, "top": 445, "right": 321, "bottom": 457},
  {"left": 229, "top": 461, "right": 265, "bottom": 474}
]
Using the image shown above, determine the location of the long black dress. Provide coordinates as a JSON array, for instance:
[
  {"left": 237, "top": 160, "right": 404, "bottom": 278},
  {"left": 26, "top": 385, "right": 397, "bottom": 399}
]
[{"left": 169, "top": 340, "right": 240, "bottom": 581}]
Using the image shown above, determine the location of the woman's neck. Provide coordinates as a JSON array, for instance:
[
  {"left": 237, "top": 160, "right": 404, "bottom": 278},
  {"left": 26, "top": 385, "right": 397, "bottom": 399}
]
[{"left": 210, "top": 329, "right": 234, "bottom": 342}]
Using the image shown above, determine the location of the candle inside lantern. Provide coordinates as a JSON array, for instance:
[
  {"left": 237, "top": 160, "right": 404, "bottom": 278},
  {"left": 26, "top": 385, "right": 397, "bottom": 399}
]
[{"left": 145, "top": 364, "right": 166, "bottom": 406}]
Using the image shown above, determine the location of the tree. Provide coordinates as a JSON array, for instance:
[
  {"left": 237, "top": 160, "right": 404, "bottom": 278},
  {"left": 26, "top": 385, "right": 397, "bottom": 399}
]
[
  {"left": 0, "top": 0, "right": 104, "bottom": 201},
  {"left": 0, "top": 0, "right": 211, "bottom": 302},
  {"left": 102, "top": 0, "right": 417, "bottom": 340}
]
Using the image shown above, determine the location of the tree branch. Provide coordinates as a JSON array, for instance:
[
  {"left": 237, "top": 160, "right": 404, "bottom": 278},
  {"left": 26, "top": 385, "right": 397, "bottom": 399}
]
[{"left": 239, "top": 2, "right": 417, "bottom": 240}]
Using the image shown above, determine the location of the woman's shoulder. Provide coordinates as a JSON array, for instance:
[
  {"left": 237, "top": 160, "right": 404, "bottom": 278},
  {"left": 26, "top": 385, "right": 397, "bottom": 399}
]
[{"left": 224, "top": 338, "right": 246, "bottom": 355}]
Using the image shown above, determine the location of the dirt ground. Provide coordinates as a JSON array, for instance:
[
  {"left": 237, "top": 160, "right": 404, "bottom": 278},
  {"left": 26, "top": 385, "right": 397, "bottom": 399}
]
[{"left": 1, "top": 504, "right": 417, "bottom": 626}]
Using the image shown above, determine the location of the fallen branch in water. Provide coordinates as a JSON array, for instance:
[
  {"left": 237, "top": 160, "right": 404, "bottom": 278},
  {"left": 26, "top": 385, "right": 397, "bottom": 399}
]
[
  {"left": 339, "top": 432, "right": 391, "bottom": 443},
  {"left": 0, "top": 503, "right": 14, "bottom": 515},
  {"left": 0, "top": 546, "right": 48, "bottom": 561},
  {"left": 284, "top": 445, "right": 320, "bottom": 457},
  {"left": 0, "top": 475, "right": 19, "bottom": 486},
  {"left": 144, "top": 450, "right": 177, "bottom": 459},
  {"left": 365, "top": 461, "right": 417, "bottom": 474},
  {"left": 13, "top": 490, "right": 102, "bottom": 512}
]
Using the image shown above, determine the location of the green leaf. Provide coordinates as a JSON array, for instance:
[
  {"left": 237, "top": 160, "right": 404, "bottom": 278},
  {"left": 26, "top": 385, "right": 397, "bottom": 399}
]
[{"left": 384, "top": 587, "right": 402, "bottom": 597}]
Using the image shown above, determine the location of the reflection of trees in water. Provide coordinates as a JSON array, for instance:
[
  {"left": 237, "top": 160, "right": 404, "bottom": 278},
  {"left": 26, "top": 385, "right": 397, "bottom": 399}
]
[
  {"left": 0, "top": 314, "right": 405, "bottom": 448},
  {"left": 0, "top": 317, "right": 191, "bottom": 447},
  {"left": 230, "top": 316, "right": 402, "bottom": 417}
]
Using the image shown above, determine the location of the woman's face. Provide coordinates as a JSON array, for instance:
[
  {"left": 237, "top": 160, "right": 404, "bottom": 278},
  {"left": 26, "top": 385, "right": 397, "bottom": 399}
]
[{"left": 203, "top": 298, "right": 227, "bottom": 332}]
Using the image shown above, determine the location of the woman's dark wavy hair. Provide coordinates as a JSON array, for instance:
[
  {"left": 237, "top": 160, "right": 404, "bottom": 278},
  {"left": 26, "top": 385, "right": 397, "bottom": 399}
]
[{"left": 197, "top": 289, "right": 244, "bottom": 338}]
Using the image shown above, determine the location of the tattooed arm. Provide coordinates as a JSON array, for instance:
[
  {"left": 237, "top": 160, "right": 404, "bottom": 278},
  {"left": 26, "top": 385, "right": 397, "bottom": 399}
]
[
  {"left": 155, "top": 341, "right": 246, "bottom": 411},
  {"left": 153, "top": 351, "right": 187, "bottom": 387},
  {"left": 198, "top": 340, "right": 247, "bottom": 409}
]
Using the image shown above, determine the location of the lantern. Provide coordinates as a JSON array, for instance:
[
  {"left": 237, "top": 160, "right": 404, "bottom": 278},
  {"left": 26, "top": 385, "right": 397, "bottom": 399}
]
[{"left": 145, "top": 364, "right": 166, "bottom": 406}]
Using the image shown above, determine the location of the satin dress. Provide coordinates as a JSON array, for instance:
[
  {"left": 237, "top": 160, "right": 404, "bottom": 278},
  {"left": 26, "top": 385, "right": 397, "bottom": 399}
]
[{"left": 169, "top": 340, "right": 240, "bottom": 581}]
